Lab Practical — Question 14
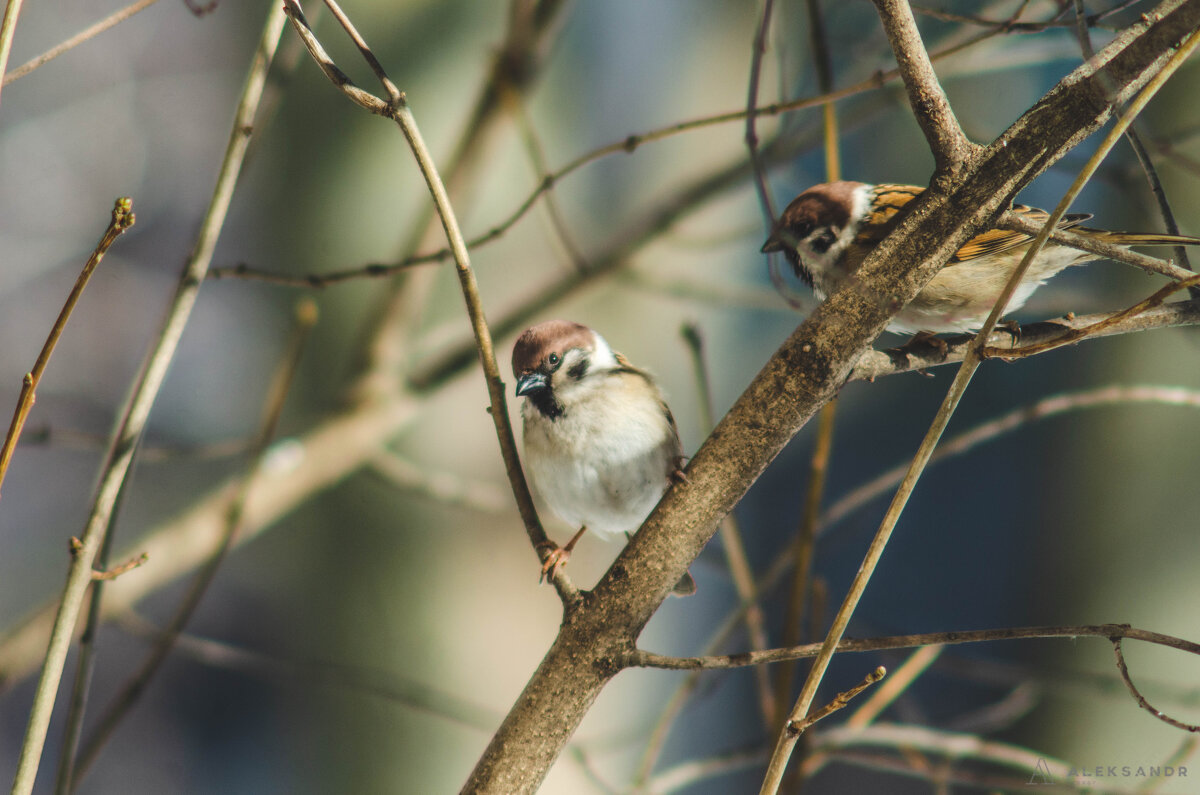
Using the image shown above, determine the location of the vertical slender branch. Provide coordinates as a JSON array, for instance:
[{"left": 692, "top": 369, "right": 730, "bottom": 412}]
[
  {"left": 9, "top": 6, "right": 287, "bottom": 793},
  {"left": 284, "top": 0, "right": 563, "bottom": 597},
  {"left": 356, "top": 0, "right": 568, "bottom": 402},
  {"left": 774, "top": 0, "right": 840, "bottom": 756},
  {"left": 680, "top": 324, "right": 774, "bottom": 730},
  {"left": 52, "top": 464, "right": 137, "bottom": 795},
  {"left": 746, "top": 0, "right": 779, "bottom": 227}
]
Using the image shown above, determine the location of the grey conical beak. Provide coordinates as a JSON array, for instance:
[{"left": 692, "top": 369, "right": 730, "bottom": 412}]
[
  {"left": 761, "top": 231, "right": 784, "bottom": 253},
  {"left": 515, "top": 372, "right": 548, "bottom": 396}
]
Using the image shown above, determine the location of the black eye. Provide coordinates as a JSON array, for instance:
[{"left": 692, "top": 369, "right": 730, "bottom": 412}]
[
  {"left": 547, "top": 352, "right": 560, "bottom": 367},
  {"left": 809, "top": 228, "right": 838, "bottom": 254}
]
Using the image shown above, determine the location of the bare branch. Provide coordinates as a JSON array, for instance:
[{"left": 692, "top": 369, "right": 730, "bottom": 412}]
[
  {"left": 0, "top": 198, "right": 134, "bottom": 497},
  {"left": 851, "top": 301, "right": 1200, "bottom": 380},
  {"left": 628, "top": 624, "right": 1200, "bottom": 670},
  {"left": 981, "top": 275, "right": 1200, "bottom": 358},
  {"left": 871, "top": 0, "right": 978, "bottom": 173},
  {"left": 67, "top": 300, "right": 316, "bottom": 789},
  {"left": 1, "top": 0, "right": 160, "bottom": 86},
  {"left": 1112, "top": 637, "right": 1200, "bottom": 732},
  {"left": 788, "top": 666, "right": 886, "bottom": 735},
  {"left": 997, "top": 211, "right": 1195, "bottom": 282},
  {"left": 8, "top": 7, "right": 288, "bottom": 792}
]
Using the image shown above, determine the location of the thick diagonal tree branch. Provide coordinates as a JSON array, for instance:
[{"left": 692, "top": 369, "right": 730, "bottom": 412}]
[{"left": 462, "top": 2, "right": 1200, "bottom": 791}]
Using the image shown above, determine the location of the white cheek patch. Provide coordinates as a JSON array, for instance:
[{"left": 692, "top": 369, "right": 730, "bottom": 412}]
[
  {"left": 587, "top": 333, "right": 619, "bottom": 370},
  {"left": 801, "top": 183, "right": 872, "bottom": 279}
]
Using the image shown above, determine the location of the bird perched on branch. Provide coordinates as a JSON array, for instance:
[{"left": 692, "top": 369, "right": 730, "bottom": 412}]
[
  {"left": 512, "top": 320, "right": 694, "bottom": 595},
  {"left": 762, "top": 180, "right": 1200, "bottom": 334}
]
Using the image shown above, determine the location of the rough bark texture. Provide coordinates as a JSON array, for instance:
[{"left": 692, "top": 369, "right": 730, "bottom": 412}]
[{"left": 462, "top": 2, "right": 1200, "bottom": 791}]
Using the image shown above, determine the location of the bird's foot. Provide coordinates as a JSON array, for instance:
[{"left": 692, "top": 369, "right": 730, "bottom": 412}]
[
  {"left": 538, "top": 526, "right": 588, "bottom": 584},
  {"left": 538, "top": 543, "right": 571, "bottom": 583}
]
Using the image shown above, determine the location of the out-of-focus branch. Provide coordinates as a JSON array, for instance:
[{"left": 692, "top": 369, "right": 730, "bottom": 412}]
[
  {"left": 66, "top": 301, "right": 316, "bottom": 789},
  {"left": 0, "top": 0, "right": 27, "bottom": 108},
  {"left": 1, "top": 0, "right": 161, "bottom": 86},
  {"left": 9, "top": 5, "right": 288, "bottom": 794}
]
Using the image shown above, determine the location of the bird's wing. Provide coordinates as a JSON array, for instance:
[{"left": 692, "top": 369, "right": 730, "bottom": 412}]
[{"left": 952, "top": 205, "right": 1093, "bottom": 262}]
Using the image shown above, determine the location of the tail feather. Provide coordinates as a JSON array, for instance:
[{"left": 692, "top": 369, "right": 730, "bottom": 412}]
[{"left": 1087, "top": 229, "right": 1200, "bottom": 246}]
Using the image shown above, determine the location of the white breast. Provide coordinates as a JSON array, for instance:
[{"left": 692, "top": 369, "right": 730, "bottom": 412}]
[{"left": 522, "top": 373, "right": 679, "bottom": 539}]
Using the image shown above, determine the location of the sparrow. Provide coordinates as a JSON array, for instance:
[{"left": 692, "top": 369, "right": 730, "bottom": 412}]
[
  {"left": 761, "top": 180, "right": 1200, "bottom": 334},
  {"left": 512, "top": 320, "right": 695, "bottom": 595}
]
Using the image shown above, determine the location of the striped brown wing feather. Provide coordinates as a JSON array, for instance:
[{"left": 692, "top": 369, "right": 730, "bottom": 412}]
[{"left": 952, "top": 205, "right": 1093, "bottom": 262}]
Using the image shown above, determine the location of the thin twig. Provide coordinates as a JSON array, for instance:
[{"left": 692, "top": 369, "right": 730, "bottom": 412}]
[
  {"left": 846, "top": 645, "right": 943, "bottom": 728},
  {"left": 629, "top": 623, "right": 1200, "bottom": 670},
  {"left": 509, "top": 94, "right": 587, "bottom": 271},
  {"left": 821, "top": 384, "right": 1200, "bottom": 535},
  {"left": 1111, "top": 637, "right": 1200, "bottom": 732},
  {"left": 53, "top": 450, "right": 141, "bottom": 795},
  {"left": 911, "top": 0, "right": 1137, "bottom": 32},
  {"left": 209, "top": 23, "right": 1021, "bottom": 290},
  {"left": 88, "top": 553, "right": 148, "bottom": 581},
  {"left": 745, "top": 0, "right": 779, "bottom": 228},
  {"left": 1072, "top": 0, "right": 1195, "bottom": 289},
  {"left": 282, "top": 0, "right": 573, "bottom": 603},
  {"left": 8, "top": 6, "right": 287, "bottom": 793},
  {"left": 774, "top": 0, "right": 841, "bottom": 740},
  {"left": 789, "top": 666, "right": 886, "bottom": 734},
  {"left": 981, "top": 274, "right": 1200, "bottom": 358},
  {"left": 0, "top": 198, "right": 135, "bottom": 497},
  {"left": 996, "top": 211, "right": 1196, "bottom": 282},
  {"left": 1, "top": 0, "right": 161, "bottom": 86}
]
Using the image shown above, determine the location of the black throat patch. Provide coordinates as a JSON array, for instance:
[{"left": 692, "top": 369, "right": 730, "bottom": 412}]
[{"left": 528, "top": 388, "right": 563, "bottom": 420}]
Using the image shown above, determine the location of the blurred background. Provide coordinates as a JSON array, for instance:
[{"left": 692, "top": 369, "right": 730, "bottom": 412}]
[{"left": 2, "top": 0, "right": 1200, "bottom": 792}]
